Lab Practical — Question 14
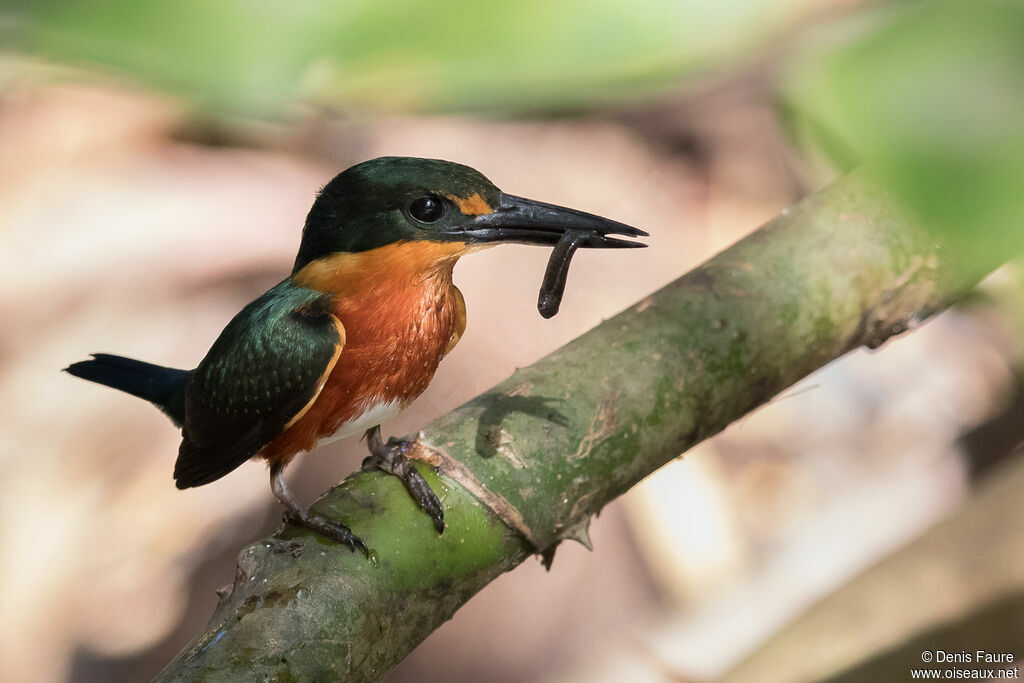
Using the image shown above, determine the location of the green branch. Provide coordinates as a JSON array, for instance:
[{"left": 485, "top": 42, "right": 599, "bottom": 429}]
[{"left": 156, "top": 173, "right": 995, "bottom": 681}]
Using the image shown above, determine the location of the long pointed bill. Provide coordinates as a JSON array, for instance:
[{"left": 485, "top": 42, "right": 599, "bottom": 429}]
[{"left": 446, "top": 193, "right": 648, "bottom": 248}]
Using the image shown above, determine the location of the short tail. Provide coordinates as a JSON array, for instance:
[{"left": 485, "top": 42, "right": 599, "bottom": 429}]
[{"left": 65, "top": 353, "right": 190, "bottom": 427}]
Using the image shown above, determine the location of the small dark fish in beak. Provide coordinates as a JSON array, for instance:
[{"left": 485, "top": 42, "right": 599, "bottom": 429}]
[
  {"left": 446, "top": 192, "right": 648, "bottom": 318},
  {"left": 538, "top": 230, "right": 589, "bottom": 318}
]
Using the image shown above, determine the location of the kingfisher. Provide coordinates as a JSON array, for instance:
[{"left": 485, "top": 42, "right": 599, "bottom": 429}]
[{"left": 66, "top": 157, "right": 646, "bottom": 554}]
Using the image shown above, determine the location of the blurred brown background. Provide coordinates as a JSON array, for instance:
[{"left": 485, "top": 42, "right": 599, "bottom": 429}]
[{"left": 2, "top": 1, "right": 1023, "bottom": 681}]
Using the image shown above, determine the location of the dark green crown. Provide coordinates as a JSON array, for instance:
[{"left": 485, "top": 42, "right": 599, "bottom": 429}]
[{"left": 292, "top": 157, "right": 501, "bottom": 271}]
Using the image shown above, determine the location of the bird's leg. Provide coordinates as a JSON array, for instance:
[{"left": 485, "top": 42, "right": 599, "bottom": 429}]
[
  {"left": 270, "top": 462, "right": 368, "bottom": 556},
  {"left": 362, "top": 425, "right": 445, "bottom": 533}
]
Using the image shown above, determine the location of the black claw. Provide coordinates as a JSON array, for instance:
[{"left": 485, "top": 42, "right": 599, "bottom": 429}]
[
  {"left": 281, "top": 504, "right": 368, "bottom": 556},
  {"left": 302, "top": 515, "right": 369, "bottom": 556},
  {"left": 402, "top": 467, "right": 445, "bottom": 533},
  {"left": 364, "top": 426, "right": 446, "bottom": 534},
  {"left": 271, "top": 463, "right": 370, "bottom": 557}
]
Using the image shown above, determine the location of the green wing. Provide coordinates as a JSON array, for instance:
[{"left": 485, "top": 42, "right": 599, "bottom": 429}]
[{"left": 173, "top": 282, "right": 344, "bottom": 489}]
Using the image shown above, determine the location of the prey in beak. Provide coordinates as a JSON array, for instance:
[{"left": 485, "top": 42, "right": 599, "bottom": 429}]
[{"left": 445, "top": 193, "right": 648, "bottom": 318}]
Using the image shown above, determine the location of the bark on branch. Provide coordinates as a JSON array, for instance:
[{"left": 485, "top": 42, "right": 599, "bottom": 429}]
[{"left": 156, "top": 173, "right": 995, "bottom": 681}]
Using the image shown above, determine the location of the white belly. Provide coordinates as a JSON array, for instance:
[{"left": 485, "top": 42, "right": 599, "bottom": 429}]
[{"left": 316, "top": 398, "right": 404, "bottom": 447}]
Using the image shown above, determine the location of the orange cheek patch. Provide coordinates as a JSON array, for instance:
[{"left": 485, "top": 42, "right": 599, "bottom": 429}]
[{"left": 447, "top": 192, "right": 493, "bottom": 216}]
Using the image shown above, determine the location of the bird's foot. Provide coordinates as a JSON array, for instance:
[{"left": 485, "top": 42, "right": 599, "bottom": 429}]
[
  {"left": 270, "top": 462, "right": 369, "bottom": 556},
  {"left": 281, "top": 507, "right": 369, "bottom": 557},
  {"left": 363, "top": 427, "right": 445, "bottom": 533}
]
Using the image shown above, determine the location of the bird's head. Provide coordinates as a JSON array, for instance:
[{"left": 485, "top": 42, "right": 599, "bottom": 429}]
[{"left": 292, "top": 156, "right": 646, "bottom": 273}]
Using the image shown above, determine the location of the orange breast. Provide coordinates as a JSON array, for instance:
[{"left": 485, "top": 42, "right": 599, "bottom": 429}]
[{"left": 259, "top": 241, "right": 472, "bottom": 465}]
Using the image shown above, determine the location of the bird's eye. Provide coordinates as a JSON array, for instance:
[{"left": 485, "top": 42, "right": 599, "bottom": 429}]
[{"left": 409, "top": 195, "right": 446, "bottom": 223}]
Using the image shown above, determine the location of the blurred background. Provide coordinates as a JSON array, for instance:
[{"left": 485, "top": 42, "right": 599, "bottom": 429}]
[{"left": 2, "top": 0, "right": 1023, "bottom": 681}]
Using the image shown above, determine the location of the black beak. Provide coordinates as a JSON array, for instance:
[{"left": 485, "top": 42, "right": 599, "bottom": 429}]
[{"left": 446, "top": 193, "right": 647, "bottom": 248}]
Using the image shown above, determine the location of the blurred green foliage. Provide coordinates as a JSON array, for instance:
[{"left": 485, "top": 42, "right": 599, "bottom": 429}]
[
  {"left": 7, "top": 0, "right": 807, "bottom": 115},
  {"left": 783, "top": 0, "right": 1024, "bottom": 274},
  {"left": 5, "top": 0, "right": 1022, "bottom": 274}
]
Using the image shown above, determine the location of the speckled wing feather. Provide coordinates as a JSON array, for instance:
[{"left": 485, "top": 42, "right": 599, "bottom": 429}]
[{"left": 173, "top": 282, "right": 344, "bottom": 489}]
